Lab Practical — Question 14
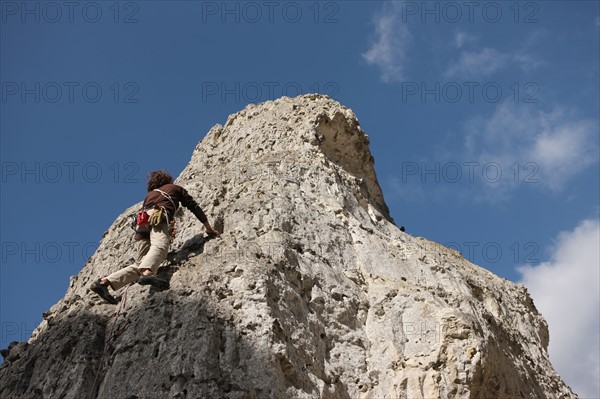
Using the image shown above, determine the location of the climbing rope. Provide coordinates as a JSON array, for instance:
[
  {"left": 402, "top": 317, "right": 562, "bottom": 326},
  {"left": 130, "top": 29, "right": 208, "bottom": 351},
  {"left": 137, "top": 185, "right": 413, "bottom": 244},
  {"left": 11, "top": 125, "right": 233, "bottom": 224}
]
[{"left": 87, "top": 284, "right": 131, "bottom": 399}]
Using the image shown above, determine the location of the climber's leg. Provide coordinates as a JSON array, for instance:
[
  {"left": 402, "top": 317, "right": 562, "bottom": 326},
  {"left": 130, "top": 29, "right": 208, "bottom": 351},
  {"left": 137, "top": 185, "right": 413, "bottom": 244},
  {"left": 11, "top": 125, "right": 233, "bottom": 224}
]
[
  {"left": 137, "top": 221, "right": 170, "bottom": 275},
  {"left": 104, "top": 265, "right": 142, "bottom": 291}
]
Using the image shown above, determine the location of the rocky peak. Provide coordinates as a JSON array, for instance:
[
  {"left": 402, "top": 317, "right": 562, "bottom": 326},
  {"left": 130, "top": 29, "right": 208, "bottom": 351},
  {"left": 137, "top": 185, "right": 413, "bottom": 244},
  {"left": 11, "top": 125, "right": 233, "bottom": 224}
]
[
  {"left": 0, "top": 95, "right": 576, "bottom": 399},
  {"left": 185, "top": 94, "right": 392, "bottom": 223}
]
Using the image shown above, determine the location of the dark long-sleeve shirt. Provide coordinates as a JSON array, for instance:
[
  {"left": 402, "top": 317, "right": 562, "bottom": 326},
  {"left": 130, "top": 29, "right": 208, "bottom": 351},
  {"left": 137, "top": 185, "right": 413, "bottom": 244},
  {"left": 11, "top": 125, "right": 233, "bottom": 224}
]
[{"left": 142, "top": 183, "right": 207, "bottom": 224}]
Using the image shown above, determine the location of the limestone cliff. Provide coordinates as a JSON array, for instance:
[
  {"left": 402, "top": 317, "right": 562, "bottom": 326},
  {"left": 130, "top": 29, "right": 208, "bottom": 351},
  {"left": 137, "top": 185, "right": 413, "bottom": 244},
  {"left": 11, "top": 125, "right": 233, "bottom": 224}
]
[{"left": 0, "top": 95, "right": 577, "bottom": 399}]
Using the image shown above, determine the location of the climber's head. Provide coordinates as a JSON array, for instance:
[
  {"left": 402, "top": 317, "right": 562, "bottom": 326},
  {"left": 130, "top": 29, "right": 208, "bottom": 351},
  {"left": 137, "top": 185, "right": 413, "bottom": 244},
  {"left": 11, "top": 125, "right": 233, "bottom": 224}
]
[{"left": 147, "top": 170, "right": 174, "bottom": 192}]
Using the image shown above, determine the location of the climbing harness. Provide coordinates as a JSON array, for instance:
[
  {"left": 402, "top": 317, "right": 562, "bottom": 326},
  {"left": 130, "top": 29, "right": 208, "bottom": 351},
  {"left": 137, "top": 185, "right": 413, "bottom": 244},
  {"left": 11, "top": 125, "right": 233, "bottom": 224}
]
[
  {"left": 132, "top": 188, "right": 178, "bottom": 240},
  {"left": 152, "top": 188, "right": 178, "bottom": 239},
  {"left": 153, "top": 188, "right": 177, "bottom": 210}
]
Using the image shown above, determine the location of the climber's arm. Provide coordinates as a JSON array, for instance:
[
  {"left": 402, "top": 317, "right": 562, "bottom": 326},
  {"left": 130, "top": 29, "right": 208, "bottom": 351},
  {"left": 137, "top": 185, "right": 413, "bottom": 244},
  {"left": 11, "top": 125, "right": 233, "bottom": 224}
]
[
  {"left": 202, "top": 220, "right": 220, "bottom": 236},
  {"left": 178, "top": 186, "right": 221, "bottom": 236}
]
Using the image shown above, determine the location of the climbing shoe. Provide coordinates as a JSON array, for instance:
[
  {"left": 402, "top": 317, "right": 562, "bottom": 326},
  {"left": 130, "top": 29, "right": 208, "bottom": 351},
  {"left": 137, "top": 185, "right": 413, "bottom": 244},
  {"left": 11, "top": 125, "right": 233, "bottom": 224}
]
[
  {"left": 90, "top": 280, "right": 119, "bottom": 304},
  {"left": 138, "top": 276, "right": 170, "bottom": 290}
]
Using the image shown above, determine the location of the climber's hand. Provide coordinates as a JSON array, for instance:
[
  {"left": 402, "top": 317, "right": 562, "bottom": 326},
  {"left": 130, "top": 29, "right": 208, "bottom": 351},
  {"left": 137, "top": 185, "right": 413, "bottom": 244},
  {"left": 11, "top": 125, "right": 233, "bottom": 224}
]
[{"left": 206, "top": 227, "right": 221, "bottom": 237}]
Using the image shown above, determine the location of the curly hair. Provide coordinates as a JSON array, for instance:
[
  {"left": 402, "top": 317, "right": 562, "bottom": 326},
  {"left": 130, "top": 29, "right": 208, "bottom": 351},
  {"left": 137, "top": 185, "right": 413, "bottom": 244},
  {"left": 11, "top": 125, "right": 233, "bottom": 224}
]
[{"left": 147, "top": 170, "right": 174, "bottom": 192}]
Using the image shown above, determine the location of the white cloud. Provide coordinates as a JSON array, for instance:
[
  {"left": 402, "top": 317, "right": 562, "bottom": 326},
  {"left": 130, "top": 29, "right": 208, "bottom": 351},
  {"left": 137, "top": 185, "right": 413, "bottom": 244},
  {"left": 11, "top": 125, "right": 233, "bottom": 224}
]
[
  {"left": 531, "top": 117, "right": 598, "bottom": 190},
  {"left": 463, "top": 102, "right": 598, "bottom": 192},
  {"left": 454, "top": 31, "right": 477, "bottom": 48},
  {"left": 445, "top": 30, "right": 545, "bottom": 78},
  {"left": 445, "top": 48, "right": 544, "bottom": 78},
  {"left": 362, "top": 1, "right": 412, "bottom": 83},
  {"left": 513, "top": 53, "right": 545, "bottom": 72},
  {"left": 518, "top": 218, "right": 600, "bottom": 398},
  {"left": 445, "top": 47, "right": 510, "bottom": 78},
  {"left": 398, "top": 102, "right": 597, "bottom": 204}
]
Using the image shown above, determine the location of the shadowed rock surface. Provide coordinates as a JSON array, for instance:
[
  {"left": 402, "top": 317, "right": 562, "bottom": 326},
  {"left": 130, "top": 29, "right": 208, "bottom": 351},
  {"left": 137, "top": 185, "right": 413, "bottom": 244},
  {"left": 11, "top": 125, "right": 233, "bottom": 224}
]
[{"left": 0, "top": 95, "right": 577, "bottom": 398}]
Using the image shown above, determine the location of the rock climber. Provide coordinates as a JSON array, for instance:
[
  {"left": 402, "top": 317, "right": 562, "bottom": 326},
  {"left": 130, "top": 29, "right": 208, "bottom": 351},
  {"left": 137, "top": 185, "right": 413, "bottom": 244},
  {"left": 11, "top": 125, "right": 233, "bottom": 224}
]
[{"left": 90, "top": 170, "right": 220, "bottom": 304}]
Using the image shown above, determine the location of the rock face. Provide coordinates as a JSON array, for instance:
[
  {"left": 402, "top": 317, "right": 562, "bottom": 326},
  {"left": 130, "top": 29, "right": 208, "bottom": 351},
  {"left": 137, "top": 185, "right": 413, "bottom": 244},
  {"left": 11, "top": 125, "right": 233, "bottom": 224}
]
[{"left": 1, "top": 95, "right": 576, "bottom": 399}]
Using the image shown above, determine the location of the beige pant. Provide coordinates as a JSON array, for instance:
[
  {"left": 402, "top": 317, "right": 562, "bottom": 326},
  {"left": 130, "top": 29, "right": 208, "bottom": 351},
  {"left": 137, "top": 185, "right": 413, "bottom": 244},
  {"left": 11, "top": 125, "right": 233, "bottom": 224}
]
[{"left": 106, "top": 221, "right": 170, "bottom": 291}]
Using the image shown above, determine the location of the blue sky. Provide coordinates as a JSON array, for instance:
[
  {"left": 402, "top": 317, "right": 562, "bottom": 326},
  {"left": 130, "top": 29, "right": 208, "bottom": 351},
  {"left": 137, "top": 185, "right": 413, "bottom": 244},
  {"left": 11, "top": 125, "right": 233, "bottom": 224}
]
[{"left": 1, "top": 1, "right": 598, "bottom": 396}]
